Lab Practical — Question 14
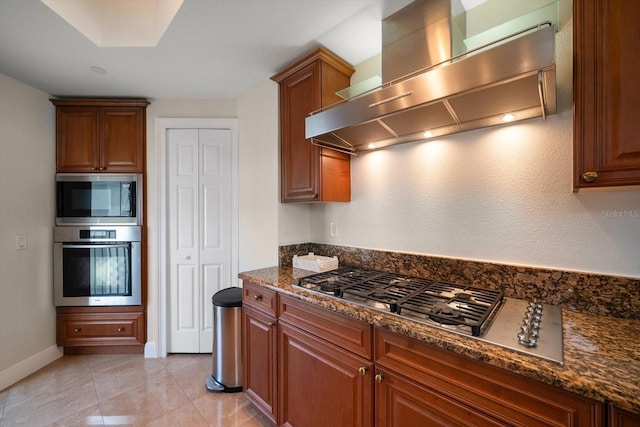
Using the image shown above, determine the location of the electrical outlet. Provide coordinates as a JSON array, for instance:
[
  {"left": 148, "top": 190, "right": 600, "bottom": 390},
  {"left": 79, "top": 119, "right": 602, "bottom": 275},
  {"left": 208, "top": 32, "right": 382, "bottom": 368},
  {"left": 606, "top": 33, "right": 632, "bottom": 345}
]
[
  {"left": 16, "top": 234, "right": 28, "bottom": 250},
  {"left": 330, "top": 222, "right": 338, "bottom": 237}
]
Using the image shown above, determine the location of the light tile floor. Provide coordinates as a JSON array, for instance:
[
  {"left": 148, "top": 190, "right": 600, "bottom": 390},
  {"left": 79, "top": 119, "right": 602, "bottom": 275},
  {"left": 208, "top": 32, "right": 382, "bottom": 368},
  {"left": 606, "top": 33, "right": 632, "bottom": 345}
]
[{"left": 0, "top": 354, "right": 273, "bottom": 426}]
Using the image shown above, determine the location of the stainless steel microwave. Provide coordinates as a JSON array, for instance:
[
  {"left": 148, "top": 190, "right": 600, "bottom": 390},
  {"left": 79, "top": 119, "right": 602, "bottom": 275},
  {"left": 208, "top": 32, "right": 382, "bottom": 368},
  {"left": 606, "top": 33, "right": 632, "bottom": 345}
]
[{"left": 56, "top": 173, "right": 142, "bottom": 226}]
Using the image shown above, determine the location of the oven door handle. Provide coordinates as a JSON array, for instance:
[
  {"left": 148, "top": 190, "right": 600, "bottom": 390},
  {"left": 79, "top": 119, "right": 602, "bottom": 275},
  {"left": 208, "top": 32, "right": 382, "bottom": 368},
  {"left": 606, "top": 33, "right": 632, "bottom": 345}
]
[{"left": 61, "top": 243, "right": 131, "bottom": 249}]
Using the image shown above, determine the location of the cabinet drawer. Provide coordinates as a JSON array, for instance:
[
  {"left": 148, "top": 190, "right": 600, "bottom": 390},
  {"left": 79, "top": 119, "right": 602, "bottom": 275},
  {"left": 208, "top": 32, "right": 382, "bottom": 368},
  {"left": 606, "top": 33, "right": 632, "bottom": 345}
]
[
  {"left": 242, "top": 281, "right": 277, "bottom": 316},
  {"left": 279, "top": 294, "right": 372, "bottom": 359},
  {"left": 375, "top": 328, "right": 603, "bottom": 426},
  {"left": 57, "top": 312, "right": 144, "bottom": 346}
]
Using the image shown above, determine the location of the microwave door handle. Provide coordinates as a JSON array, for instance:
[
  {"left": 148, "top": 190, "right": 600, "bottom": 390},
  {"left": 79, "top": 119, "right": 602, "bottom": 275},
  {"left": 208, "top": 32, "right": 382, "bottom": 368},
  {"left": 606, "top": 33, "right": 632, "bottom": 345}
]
[{"left": 61, "top": 244, "right": 131, "bottom": 249}]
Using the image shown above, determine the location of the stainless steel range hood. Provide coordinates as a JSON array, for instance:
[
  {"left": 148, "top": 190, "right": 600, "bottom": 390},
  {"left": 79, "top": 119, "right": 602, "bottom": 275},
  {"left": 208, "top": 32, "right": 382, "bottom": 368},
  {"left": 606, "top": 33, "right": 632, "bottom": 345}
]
[{"left": 305, "top": 0, "right": 557, "bottom": 155}]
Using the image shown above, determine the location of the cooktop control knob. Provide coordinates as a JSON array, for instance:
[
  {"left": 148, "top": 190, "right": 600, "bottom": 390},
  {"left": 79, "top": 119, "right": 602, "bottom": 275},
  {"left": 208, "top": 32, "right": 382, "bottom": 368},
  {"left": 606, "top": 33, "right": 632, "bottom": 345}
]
[
  {"left": 518, "top": 330, "right": 537, "bottom": 347},
  {"left": 518, "top": 300, "right": 543, "bottom": 347}
]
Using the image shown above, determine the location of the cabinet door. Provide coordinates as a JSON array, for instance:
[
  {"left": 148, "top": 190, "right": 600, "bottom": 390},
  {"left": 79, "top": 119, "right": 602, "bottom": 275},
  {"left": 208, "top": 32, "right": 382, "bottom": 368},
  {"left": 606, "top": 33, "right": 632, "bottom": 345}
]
[
  {"left": 574, "top": 0, "right": 640, "bottom": 188},
  {"left": 375, "top": 368, "right": 506, "bottom": 427},
  {"left": 243, "top": 305, "right": 278, "bottom": 424},
  {"left": 279, "top": 321, "right": 373, "bottom": 427},
  {"left": 100, "top": 107, "right": 144, "bottom": 172},
  {"left": 56, "top": 106, "right": 99, "bottom": 172},
  {"left": 280, "top": 61, "right": 321, "bottom": 202},
  {"left": 609, "top": 405, "right": 640, "bottom": 427}
]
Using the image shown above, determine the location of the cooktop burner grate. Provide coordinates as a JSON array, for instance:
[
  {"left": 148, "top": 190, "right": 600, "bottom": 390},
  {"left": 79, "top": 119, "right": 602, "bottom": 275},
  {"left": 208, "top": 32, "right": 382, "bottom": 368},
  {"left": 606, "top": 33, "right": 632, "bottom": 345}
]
[
  {"left": 296, "top": 267, "right": 504, "bottom": 337},
  {"left": 398, "top": 283, "right": 504, "bottom": 336}
]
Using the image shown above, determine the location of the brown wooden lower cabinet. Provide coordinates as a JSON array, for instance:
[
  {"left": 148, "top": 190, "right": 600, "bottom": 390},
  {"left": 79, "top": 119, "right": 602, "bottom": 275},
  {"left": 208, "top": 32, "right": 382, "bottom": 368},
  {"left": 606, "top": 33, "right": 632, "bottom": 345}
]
[
  {"left": 375, "top": 328, "right": 604, "bottom": 427},
  {"left": 278, "top": 321, "right": 373, "bottom": 427},
  {"left": 374, "top": 367, "right": 506, "bottom": 427},
  {"left": 243, "top": 304, "right": 278, "bottom": 425},
  {"left": 241, "top": 283, "right": 625, "bottom": 426},
  {"left": 609, "top": 405, "right": 640, "bottom": 427},
  {"left": 56, "top": 306, "right": 144, "bottom": 354}
]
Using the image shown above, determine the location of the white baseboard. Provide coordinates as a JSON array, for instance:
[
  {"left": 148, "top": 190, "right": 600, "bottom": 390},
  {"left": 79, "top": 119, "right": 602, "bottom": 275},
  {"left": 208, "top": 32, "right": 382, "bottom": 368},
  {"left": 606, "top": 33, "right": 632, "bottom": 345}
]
[
  {"left": 144, "top": 342, "right": 158, "bottom": 358},
  {"left": 0, "top": 345, "right": 63, "bottom": 392}
]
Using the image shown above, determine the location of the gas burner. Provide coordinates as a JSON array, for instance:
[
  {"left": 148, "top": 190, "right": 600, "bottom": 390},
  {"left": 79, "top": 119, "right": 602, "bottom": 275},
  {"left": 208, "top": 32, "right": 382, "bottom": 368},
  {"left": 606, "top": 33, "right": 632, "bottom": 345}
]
[
  {"left": 428, "top": 303, "right": 465, "bottom": 325},
  {"left": 455, "top": 292, "right": 473, "bottom": 301},
  {"left": 372, "top": 289, "right": 388, "bottom": 297}
]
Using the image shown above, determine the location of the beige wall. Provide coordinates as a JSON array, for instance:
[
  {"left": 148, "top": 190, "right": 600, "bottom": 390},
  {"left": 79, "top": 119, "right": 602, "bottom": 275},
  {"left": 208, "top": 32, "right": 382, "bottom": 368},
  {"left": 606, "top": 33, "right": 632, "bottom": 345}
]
[{"left": 0, "top": 74, "right": 60, "bottom": 390}]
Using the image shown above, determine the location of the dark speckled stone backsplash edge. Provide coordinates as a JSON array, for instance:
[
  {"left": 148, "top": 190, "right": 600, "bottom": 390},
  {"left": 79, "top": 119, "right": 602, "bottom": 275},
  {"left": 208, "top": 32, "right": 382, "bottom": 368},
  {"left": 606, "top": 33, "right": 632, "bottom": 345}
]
[{"left": 279, "top": 243, "right": 640, "bottom": 320}]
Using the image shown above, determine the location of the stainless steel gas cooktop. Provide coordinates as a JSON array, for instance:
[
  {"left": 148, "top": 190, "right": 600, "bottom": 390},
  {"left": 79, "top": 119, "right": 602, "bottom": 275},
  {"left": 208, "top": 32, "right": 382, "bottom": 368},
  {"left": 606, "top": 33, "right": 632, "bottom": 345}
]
[{"left": 295, "top": 267, "right": 563, "bottom": 365}]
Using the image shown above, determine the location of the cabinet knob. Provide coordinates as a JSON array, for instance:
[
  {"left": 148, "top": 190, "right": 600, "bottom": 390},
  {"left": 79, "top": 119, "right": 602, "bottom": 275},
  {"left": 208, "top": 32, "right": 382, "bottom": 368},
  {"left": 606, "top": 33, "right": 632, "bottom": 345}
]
[
  {"left": 358, "top": 366, "right": 368, "bottom": 376},
  {"left": 582, "top": 171, "right": 598, "bottom": 182},
  {"left": 267, "top": 322, "right": 274, "bottom": 327},
  {"left": 311, "top": 193, "right": 318, "bottom": 199},
  {"left": 92, "top": 167, "right": 98, "bottom": 171},
  {"left": 99, "top": 167, "right": 107, "bottom": 171},
  {"left": 254, "top": 295, "right": 263, "bottom": 301},
  {"left": 375, "top": 373, "right": 384, "bottom": 383},
  {"left": 74, "top": 328, "right": 81, "bottom": 333},
  {"left": 117, "top": 327, "right": 125, "bottom": 332}
]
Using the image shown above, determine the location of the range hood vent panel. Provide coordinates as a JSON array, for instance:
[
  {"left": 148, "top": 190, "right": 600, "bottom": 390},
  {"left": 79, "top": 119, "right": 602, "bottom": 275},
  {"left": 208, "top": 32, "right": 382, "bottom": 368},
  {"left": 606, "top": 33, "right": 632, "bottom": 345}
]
[
  {"left": 306, "top": 0, "right": 557, "bottom": 154},
  {"left": 382, "top": 103, "right": 457, "bottom": 135}
]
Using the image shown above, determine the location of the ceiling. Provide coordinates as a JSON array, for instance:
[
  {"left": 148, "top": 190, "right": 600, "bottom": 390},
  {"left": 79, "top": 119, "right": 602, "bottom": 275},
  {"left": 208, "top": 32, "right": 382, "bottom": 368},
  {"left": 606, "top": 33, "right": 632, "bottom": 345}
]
[{"left": 0, "top": 0, "right": 418, "bottom": 100}]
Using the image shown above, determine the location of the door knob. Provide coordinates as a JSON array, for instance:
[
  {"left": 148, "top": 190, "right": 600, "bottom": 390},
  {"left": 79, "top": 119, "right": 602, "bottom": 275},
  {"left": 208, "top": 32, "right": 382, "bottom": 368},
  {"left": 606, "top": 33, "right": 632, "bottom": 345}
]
[
  {"left": 184, "top": 255, "right": 191, "bottom": 260},
  {"left": 582, "top": 171, "right": 598, "bottom": 182}
]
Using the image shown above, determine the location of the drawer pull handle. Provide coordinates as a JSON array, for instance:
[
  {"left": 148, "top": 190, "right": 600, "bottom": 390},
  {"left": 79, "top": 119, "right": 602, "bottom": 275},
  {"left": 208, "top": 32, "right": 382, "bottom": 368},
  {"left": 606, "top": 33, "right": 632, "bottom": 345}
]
[
  {"left": 254, "top": 295, "right": 263, "bottom": 301},
  {"left": 74, "top": 328, "right": 81, "bottom": 333},
  {"left": 117, "top": 327, "right": 125, "bottom": 332},
  {"left": 375, "top": 373, "right": 384, "bottom": 383},
  {"left": 358, "top": 366, "right": 368, "bottom": 376}
]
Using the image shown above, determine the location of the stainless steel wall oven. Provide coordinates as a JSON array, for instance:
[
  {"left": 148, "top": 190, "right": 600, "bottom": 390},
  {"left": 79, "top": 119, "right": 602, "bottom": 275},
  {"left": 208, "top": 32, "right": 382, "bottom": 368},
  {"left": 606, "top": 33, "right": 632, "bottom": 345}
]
[{"left": 53, "top": 226, "right": 141, "bottom": 306}]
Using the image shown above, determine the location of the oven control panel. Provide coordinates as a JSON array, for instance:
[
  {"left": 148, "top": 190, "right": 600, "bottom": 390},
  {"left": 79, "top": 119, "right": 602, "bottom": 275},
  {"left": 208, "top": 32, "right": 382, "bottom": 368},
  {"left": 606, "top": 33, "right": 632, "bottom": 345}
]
[{"left": 79, "top": 229, "right": 116, "bottom": 239}]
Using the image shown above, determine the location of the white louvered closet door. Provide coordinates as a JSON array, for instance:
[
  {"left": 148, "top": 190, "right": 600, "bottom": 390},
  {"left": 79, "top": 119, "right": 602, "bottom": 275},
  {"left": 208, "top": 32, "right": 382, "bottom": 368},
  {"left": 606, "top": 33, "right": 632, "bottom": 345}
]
[{"left": 167, "top": 128, "right": 232, "bottom": 353}]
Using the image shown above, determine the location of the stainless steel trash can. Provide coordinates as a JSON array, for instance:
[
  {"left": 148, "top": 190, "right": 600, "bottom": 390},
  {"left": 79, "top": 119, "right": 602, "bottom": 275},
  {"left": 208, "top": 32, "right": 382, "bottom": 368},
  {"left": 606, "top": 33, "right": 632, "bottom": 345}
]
[{"left": 205, "top": 287, "right": 243, "bottom": 392}]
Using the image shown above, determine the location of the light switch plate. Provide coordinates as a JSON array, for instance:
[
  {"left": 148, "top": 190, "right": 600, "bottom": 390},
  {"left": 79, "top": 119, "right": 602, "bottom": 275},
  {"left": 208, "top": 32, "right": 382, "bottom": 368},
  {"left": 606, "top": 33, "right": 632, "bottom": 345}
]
[{"left": 16, "top": 234, "right": 28, "bottom": 250}]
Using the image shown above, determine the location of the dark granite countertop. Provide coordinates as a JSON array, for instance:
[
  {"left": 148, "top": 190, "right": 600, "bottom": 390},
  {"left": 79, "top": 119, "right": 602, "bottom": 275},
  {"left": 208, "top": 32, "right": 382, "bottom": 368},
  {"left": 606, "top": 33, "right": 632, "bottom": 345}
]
[{"left": 239, "top": 266, "right": 640, "bottom": 414}]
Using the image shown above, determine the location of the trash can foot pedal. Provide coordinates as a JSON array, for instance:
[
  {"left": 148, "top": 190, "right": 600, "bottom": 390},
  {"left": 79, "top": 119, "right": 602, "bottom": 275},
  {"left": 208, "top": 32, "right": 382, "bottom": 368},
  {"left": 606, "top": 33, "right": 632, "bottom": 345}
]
[{"left": 206, "top": 375, "right": 242, "bottom": 393}]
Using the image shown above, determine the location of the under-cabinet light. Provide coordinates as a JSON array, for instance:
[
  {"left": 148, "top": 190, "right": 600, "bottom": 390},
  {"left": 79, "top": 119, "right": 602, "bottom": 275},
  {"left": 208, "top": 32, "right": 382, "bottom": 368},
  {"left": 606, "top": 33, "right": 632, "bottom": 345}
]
[{"left": 502, "top": 113, "right": 516, "bottom": 122}]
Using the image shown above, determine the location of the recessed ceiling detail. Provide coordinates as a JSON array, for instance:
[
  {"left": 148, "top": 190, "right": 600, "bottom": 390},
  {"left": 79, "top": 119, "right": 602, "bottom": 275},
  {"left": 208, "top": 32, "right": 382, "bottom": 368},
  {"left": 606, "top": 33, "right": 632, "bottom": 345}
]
[{"left": 40, "top": 0, "right": 183, "bottom": 47}]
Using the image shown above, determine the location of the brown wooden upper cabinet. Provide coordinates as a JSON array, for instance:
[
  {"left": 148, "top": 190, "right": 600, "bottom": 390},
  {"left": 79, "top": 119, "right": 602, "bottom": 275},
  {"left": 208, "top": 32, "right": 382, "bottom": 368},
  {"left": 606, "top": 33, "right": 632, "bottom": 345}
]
[
  {"left": 573, "top": 0, "right": 640, "bottom": 189},
  {"left": 51, "top": 98, "right": 149, "bottom": 173},
  {"left": 272, "top": 48, "right": 354, "bottom": 202}
]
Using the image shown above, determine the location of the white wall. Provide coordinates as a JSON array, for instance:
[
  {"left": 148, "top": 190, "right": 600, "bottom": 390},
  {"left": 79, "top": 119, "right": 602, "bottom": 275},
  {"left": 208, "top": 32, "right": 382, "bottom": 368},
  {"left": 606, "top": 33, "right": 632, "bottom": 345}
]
[
  {"left": 0, "top": 74, "right": 60, "bottom": 390},
  {"left": 309, "top": 1, "right": 640, "bottom": 279},
  {"left": 237, "top": 80, "right": 280, "bottom": 271}
]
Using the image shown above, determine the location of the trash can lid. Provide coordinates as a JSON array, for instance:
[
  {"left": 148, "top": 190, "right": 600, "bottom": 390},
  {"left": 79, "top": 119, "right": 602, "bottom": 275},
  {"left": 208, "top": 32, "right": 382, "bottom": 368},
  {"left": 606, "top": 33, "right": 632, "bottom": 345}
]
[{"left": 212, "top": 287, "right": 242, "bottom": 307}]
